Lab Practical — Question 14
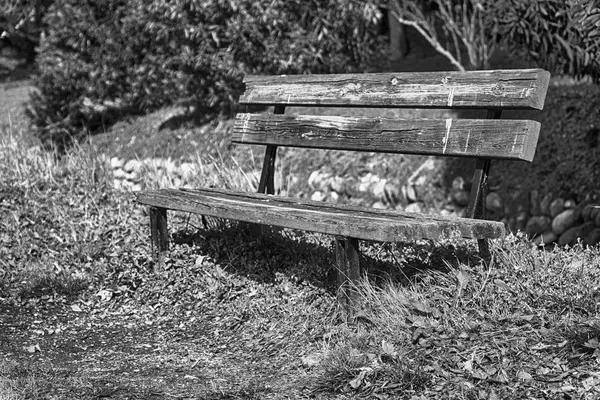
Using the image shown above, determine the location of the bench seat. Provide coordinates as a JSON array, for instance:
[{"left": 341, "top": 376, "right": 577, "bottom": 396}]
[{"left": 137, "top": 187, "right": 505, "bottom": 242}]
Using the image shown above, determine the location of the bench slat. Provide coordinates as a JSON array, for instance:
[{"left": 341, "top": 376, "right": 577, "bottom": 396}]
[
  {"left": 136, "top": 188, "right": 505, "bottom": 242},
  {"left": 240, "top": 69, "right": 550, "bottom": 110},
  {"left": 233, "top": 113, "right": 540, "bottom": 161}
]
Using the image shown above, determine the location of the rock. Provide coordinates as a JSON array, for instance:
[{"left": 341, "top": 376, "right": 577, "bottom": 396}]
[
  {"left": 372, "top": 201, "right": 386, "bottom": 209},
  {"left": 126, "top": 171, "right": 140, "bottom": 182},
  {"left": 525, "top": 216, "right": 552, "bottom": 237},
  {"left": 451, "top": 189, "right": 470, "bottom": 207},
  {"left": 110, "top": 156, "right": 124, "bottom": 169},
  {"left": 308, "top": 170, "right": 329, "bottom": 190},
  {"left": 516, "top": 211, "right": 529, "bottom": 232},
  {"left": 329, "top": 192, "right": 339, "bottom": 203},
  {"left": 405, "top": 203, "right": 423, "bottom": 214},
  {"left": 552, "top": 209, "right": 578, "bottom": 236},
  {"left": 582, "top": 204, "right": 595, "bottom": 221},
  {"left": 564, "top": 199, "right": 577, "bottom": 209},
  {"left": 113, "top": 169, "right": 127, "bottom": 179},
  {"left": 530, "top": 190, "right": 540, "bottom": 216},
  {"left": 486, "top": 192, "right": 503, "bottom": 211},
  {"left": 372, "top": 179, "right": 387, "bottom": 199},
  {"left": 585, "top": 228, "right": 600, "bottom": 246},
  {"left": 549, "top": 197, "right": 565, "bottom": 217},
  {"left": 486, "top": 192, "right": 504, "bottom": 220},
  {"left": 310, "top": 191, "right": 326, "bottom": 202},
  {"left": 123, "top": 159, "right": 139, "bottom": 173},
  {"left": 131, "top": 183, "right": 143, "bottom": 192},
  {"left": 451, "top": 176, "right": 467, "bottom": 191},
  {"left": 558, "top": 222, "right": 595, "bottom": 247},
  {"left": 532, "top": 231, "right": 558, "bottom": 246},
  {"left": 539, "top": 192, "right": 554, "bottom": 215},
  {"left": 330, "top": 176, "right": 345, "bottom": 194}
]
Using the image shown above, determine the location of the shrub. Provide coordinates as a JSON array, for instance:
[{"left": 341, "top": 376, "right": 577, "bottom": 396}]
[{"left": 27, "top": 0, "right": 383, "bottom": 150}]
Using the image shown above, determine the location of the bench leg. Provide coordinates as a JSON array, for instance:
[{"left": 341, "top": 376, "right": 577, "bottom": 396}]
[
  {"left": 335, "top": 237, "right": 361, "bottom": 313},
  {"left": 150, "top": 207, "right": 169, "bottom": 263}
]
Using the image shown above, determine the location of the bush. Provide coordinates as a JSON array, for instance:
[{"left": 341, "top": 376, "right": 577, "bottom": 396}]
[{"left": 27, "top": 0, "right": 383, "bottom": 150}]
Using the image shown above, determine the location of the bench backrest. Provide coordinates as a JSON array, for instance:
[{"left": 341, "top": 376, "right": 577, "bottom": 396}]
[{"left": 233, "top": 69, "right": 550, "bottom": 221}]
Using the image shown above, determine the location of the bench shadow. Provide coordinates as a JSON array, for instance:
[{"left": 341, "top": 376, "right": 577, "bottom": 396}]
[{"left": 171, "top": 221, "right": 483, "bottom": 295}]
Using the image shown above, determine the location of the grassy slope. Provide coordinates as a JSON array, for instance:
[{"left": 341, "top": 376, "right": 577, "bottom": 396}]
[{"left": 2, "top": 80, "right": 600, "bottom": 399}]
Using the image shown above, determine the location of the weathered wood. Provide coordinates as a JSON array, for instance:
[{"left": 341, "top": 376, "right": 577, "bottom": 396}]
[
  {"left": 136, "top": 188, "right": 505, "bottom": 242},
  {"left": 233, "top": 113, "right": 540, "bottom": 161},
  {"left": 240, "top": 69, "right": 550, "bottom": 110},
  {"left": 336, "top": 237, "right": 361, "bottom": 312},
  {"left": 150, "top": 207, "right": 168, "bottom": 261}
]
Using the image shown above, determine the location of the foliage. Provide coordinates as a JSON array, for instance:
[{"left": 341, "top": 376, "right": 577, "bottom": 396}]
[
  {"left": 26, "top": 0, "right": 383, "bottom": 150},
  {"left": 390, "top": 0, "right": 499, "bottom": 70},
  {"left": 392, "top": 0, "right": 600, "bottom": 80},
  {"left": 495, "top": 0, "right": 600, "bottom": 81},
  {"left": 0, "top": 0, "right": 51, "bottom": 62}
]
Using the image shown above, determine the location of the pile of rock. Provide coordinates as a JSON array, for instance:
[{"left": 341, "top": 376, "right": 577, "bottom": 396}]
[
  {"left": 525, "top": 195, "right": 600, "bottom": 247},
  {"left": 105, "top": 154, "right": 600, "bottom": 247},
  {"left": 105, "top": 156, "right": 198, "bottom": 191}
]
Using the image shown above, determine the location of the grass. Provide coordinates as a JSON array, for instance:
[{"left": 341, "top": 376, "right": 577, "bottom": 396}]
[{"left": 2, "top": 80, "right": 600, "bottom": 399}]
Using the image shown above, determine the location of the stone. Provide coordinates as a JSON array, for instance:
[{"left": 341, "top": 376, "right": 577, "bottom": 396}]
[
  {"left": 330, "top": 176, "right": 345, "bottom": 194},
  {"left": 372, "top": 179, "right": 387, "bottom": 199},
  {"left": 539, "top": 192, "right": 554, "bottom": 215},
  {"left": 110, "top": 156, "right": 124, "bottom": 169},
  {"left": 451, "top": 189, "right": 470, "bottom": 207},
  {"left": 131, "top": 183, "right": 143, "bottom": 192},
  {"left": 529, "top": 190, "right": 540, "bottom": 216},
  {"left": 485, "top": 192, "right": 504, "bottom": 220},
  {"left": 372, "top": 201, "right": 386, "bottom": 209},
  {"left": 308, "top": 170, "right": 327, "bottom": 189},
  {"left": 329, "top": 192, "right": 339, "bottom": 203},
  {"left": 552, "top": 209, "right": 578, "bottom": 236},
  {"left": 405, "top": 203, "right": 423, "bottom": 214},
  {"left": 549, "top": 197, "right": 565, "bottom": 217},
  {"left": 123, "top": 159, "right": 139, "bottom": 173},
  {"left": 532, "top": 231, "right": 558, "bottom": 246},
  {"left": 581, "top": 204, "right": 595, "bottom": 221},
  {"left": 113, "top": 169, "right": 127, "bottom": 179},
  {"left": 310, "top": 191, "right": 326, "bottom": 202},
  {"left": 486, "top": 192, "right": 503, "bottom": 212},
  {"left": 558, "top": 222, "right": 595, "bottom": 247},
  {"left": 564, "top": 199, "right": 577, "bottom": 209},
  {"left": 525, "top": 215, "right": 552, "bottom": 237},
  {"left": 585, "top": 228, "right": 600, "bottom": 246}
]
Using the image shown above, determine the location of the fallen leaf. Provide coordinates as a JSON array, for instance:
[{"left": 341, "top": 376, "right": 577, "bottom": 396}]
[
  {"left": 517, "top": 370, "right": 533, "bottom": 381},
  {"left": 71, "top": 304, "right": 82, "bottom": 312},
  {"left": 24, "top": 344, "right": 41, "bottom": 353}
]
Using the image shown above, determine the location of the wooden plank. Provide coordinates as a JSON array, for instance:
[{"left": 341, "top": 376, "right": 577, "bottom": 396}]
[
  {"left": 240, "top": 69, "right": 550, "bottom": 110},
  {"left": 233, "top": 113, "right": 540, "bottom": 161},
  {"left": 136, "top": 188, "right": 505, "bottom": 242}
]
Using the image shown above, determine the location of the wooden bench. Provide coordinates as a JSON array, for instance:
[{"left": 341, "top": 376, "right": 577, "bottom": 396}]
[{"left": 136, "top": 69, "right": 550, "bottom": 308}]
